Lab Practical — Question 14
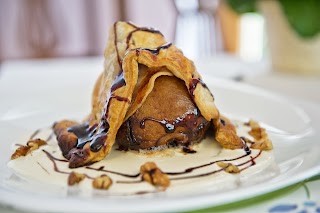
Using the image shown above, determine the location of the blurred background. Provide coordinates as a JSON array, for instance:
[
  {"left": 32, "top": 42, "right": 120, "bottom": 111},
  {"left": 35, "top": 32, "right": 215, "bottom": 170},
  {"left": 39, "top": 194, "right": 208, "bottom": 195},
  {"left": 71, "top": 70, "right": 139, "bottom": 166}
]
[
  {"left": 0, "top": 0, "right": 319, "bottom": 78},
  {"left": 0, "top": 0, "right": 264, "bottom": 62}
]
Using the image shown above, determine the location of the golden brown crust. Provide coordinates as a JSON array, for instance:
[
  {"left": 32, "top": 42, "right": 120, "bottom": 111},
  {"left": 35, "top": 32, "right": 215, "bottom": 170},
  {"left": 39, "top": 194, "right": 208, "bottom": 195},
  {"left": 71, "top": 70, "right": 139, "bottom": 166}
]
[
  {"left": 53, "top": 120, "right": 79, "bottom": 158},
  {"left": 67, "top": 21, "right": 220, "bottom": 167}
]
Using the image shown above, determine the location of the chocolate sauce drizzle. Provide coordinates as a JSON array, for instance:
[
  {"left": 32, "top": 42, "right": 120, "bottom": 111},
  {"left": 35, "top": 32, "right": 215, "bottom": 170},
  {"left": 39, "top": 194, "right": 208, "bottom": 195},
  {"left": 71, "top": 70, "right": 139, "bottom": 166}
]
[
  {"left": 86, "top": 166, "right": 140, "bottom": 178},
  {"left": 42, "top": 139, "right": 258, "bottom": 181},
  {"left": 111, "top": 72, "right": 126, "bottom": 91},
  {"left": 139, "top": 109, "right": 199, "bottom": 134},
  {"left": 135, "top": 43, "right": 172, "bottom": 56},
  {"left": 40, "top": 122, "right": 265, "bottom": 187},
  {"left": 182, "top": 146, "right": 197, "bottom": 154},
  {"left": 43, "top": 150, "right": 69, "bottom": 175},
  {"left": 126, "top": 27, "right": 162, "bottom": 50},
  {"left": 240, "top": 137, "right": 252, "bottom": 155},
  {"left": 30, "top": 129, "right": 40, "bottom": 139},
  {"left": 67, "top": 22, "right": 173, "bottom": 153},
  {"left": 37, "top": 161, "right": 50, "bottom": 175},
  {"left": 189, "top": 78, "right": 208, "bottom": 97},
  {"left": 165, "top": 151, "right": 251, "bottom": 176},
  {"left": 42, "top": 150, "right": 94, "bottom": 179}
]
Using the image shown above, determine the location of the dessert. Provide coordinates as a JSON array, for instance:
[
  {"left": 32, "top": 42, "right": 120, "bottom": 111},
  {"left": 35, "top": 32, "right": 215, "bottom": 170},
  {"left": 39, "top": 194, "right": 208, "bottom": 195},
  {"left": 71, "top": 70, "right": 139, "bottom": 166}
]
[
  {"left": 52, "top": 21, "right": 252, "bottom": 168},
  {"left": 8, "top": 21, "right": 276, "bottom": 193}
]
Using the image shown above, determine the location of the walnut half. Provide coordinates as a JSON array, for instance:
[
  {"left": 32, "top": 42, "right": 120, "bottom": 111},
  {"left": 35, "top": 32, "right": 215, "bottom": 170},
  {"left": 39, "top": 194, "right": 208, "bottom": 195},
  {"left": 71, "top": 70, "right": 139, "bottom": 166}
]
[
  {"left": 140, "top": 162, "right": 170, "bottom": 188},
  {"left": 11, "top": 138, "right": 47, "bottom": 160},
  {"left": 68, "top": 172, "right": 86, "bottom": 186},
  {"left": 92, "top": 175, "right": 113, "bottom": 190},
  {"left": 217, "top": 162, "right": 240, "bottom": 173}
]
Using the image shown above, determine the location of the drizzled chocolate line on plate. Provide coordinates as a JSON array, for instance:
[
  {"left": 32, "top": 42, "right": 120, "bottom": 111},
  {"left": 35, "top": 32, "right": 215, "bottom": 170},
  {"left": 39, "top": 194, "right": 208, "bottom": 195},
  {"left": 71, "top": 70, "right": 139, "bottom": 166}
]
[
  {"left": 42, "top": 150, "right": 94, "bottom": 179},
  {"left": 117, "top": 150, "right": 260, "bottom": 184},
  {"left": 43, "top": 150, "right": 69, "bottom": 175},
  {"left": 15, "top": 128, "right": 54, "bottom": 147},
  {"left": 41, "top": 123, "right": 257, "bottom": 180},
  {"left": 86, "top": 166, "right": 140, "bottom": 178},
  {"left": 30, "top": 129, "right": 41, "bottom": 140},
  {"left": 37, "top": 161, "right": 50, "bottom": 175},
  {"left": 164, "top": 151, "right": 251, "bottom": 175},
  {"left": 238, "top": 150, "right": 262, "bottom": 171},
  {"left": 38, "top": 127, "right": 264, "bottom": 188},
  {"left": 169, "top": 150, "right": 262, "bottom": 181},
  {"left": 240, "top": 137, "right": 252, "bottom": 155},
  {"left": 45, "top": 132, "right": 54, "bottom": 142},
  {"left": 42, "top": 142, "right": 258, "bottom": 182}
]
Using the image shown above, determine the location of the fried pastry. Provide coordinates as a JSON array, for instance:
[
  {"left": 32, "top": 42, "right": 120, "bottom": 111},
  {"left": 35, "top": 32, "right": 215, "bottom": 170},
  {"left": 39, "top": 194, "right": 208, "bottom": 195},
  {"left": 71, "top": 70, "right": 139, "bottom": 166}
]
[{"left": 54, "top": 21, "right": 259, "bottom": 168}]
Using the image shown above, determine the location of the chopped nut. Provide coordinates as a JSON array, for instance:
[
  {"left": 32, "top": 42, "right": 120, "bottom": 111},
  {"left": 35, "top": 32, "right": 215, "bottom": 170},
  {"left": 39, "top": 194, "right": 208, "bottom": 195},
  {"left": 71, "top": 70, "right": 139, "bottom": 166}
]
[
  {"left": 92, "top": 175, "right": 113, "bottom": 190},
  {"left": 214, "top": 117, "right": 244, "bottom": 149},
  {"left": 249, "top": 127, "right": 267, "bottom": 141},
  {"left": 11, "top": 138, "right": 47, "bottom": 160},
  {"left": 245, "top": 119, "right": 273, "bottom": 150},
  {"left": 68, "top": 172, "right": 86, "bottom": 186},
  {"left": 140, "top": 162, "right": 170, "bottom": 188},
  {"left": 11, "top": 146, "right": 30, "bottom": 160},
  {"left": 251, "top": 138, "right": 273, "bottom": 150},
  {"left": 27, "top": 138, "right": 46, "bottom": 151},
  {"left": 245, "top": 120, "right": 260, "bottom": 128},
  {"left": 216, "top": 162, "right": 228, "bottom": 168},
  {"left": 217, "top": 162, "right": 240, "bottom": 173}
]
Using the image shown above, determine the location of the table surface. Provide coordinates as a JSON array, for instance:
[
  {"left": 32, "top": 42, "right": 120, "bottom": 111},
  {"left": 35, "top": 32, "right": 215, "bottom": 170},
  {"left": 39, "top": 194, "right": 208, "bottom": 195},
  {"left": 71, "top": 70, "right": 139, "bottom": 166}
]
[{"left": 0, "top": 56, "right": 319, "bottom": 213}]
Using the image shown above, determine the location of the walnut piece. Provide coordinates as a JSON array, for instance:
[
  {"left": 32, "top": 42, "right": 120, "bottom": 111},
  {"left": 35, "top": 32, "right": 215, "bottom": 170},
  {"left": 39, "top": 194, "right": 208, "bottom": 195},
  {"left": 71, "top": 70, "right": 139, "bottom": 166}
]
[
  {"left": 68, "top": 172, "right": 86, "bottom": 186},
  {"left": 27, "top": 138, "right": 47, "bottom": 151},
  {"left": 92, "top": 175, "right": 113, "bottom": 190},
  {"left": 246, "top": 119, "right": 273, "bottom": 150},
  {"left": 249, "top": 127, "right": 268, "bottom": 141},
  {"left": 251, "top": 138, "right": 273, "bottom": 150},
  {"left": 140, "top": 162, "right": 170, "bottom": 188},
  {"left": 11, "top": 138, "right": 47, "bottom": 160},
  {"left": 214, "top": 117, "right": 243, "bottom": 149},
  {"left": 217, "top": 162, "right": 240, "bottom": 173},
  {"left": 11, "top": 146, "right": 30, "bottom": 160}
]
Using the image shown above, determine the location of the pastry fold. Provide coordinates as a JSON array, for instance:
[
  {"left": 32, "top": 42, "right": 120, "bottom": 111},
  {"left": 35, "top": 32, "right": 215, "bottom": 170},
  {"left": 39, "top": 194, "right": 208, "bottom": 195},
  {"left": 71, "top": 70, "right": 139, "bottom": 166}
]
[{"left": 58, "top": 22, "right": 244, "bottom": 168}]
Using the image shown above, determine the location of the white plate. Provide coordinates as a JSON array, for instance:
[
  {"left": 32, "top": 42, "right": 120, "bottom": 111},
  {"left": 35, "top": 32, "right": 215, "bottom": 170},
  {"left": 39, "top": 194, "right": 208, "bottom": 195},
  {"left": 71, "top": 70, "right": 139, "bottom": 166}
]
[{"left": 0, "top": 73, "right": 320, "bottom": 213}]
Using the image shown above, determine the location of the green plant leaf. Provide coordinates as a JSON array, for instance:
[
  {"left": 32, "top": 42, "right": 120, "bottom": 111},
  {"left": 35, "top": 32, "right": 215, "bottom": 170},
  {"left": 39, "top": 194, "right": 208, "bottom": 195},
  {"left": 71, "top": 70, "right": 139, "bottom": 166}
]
[
  {"left": 226, "top": 0, "right": 258, "bottom": 14},
  {"left": 279, "top": 0, "right": 320, "bottom": 38}
]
